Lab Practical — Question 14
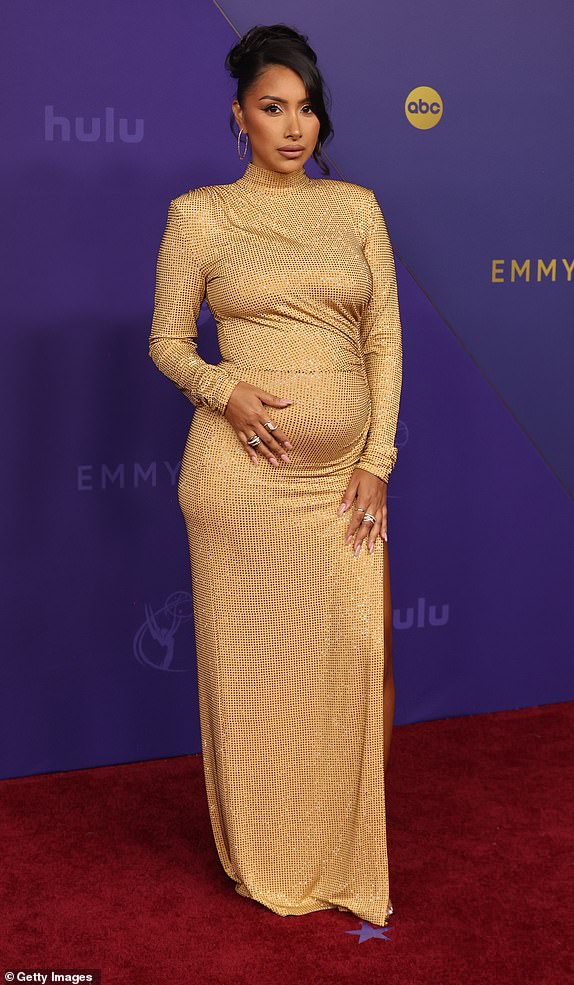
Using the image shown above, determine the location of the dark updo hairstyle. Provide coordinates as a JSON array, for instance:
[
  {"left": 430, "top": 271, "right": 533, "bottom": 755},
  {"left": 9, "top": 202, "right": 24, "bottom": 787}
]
[{"left": 225, "top": 24, "right": 334, "bottom": 176}]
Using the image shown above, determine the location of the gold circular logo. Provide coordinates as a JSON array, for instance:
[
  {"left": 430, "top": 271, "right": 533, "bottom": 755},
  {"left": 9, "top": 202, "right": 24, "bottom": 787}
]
[{"left": 405, "top": 86, "right": 443, "bottom": 129}]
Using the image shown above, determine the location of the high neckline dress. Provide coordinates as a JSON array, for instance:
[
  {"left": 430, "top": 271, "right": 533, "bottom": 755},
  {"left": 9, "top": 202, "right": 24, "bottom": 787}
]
[{"left": 149, "top": 158, "right": 403, "bottom": 927}]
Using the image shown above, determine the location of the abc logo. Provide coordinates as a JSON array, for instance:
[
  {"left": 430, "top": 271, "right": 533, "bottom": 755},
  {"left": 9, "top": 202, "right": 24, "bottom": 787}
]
[{"left": 405, "top": 86, "right": 443, "bottom": 129}]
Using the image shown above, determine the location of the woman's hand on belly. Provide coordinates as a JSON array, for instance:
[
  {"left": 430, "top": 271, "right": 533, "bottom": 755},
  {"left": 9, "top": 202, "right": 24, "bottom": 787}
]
[
  {"left": 336, "top": 469, "right": 388, "bottom": 556},
  {"left": 224, "top": 381, "right": 295, "bottom": 468}
]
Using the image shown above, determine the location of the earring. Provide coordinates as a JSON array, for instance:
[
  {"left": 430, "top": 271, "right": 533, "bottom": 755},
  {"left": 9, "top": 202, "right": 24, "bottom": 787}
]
[{"left": 237, "top": 128, "right": 249, "bottom": 160}]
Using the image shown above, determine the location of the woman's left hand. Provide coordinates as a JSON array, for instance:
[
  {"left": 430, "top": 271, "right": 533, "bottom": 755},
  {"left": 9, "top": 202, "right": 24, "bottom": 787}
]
[{"left": 337, "top": 468, "right": 388, "bottom": 555}]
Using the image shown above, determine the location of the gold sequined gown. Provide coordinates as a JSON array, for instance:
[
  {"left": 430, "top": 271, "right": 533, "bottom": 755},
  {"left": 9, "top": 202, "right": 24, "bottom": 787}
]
[{"left": 149, "top": 160, "right": 403, "bottom": 927}]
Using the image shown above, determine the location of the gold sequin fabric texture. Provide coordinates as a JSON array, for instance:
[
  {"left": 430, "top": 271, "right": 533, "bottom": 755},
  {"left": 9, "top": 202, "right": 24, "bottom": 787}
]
[{"left": 149, "top": 160, "right": 403, "bottom": 927}]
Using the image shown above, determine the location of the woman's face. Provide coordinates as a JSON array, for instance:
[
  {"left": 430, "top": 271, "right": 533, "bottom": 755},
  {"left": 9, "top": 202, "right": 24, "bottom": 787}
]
[{"left": 232, "top": 64, "right": 321, "bottom": 173}]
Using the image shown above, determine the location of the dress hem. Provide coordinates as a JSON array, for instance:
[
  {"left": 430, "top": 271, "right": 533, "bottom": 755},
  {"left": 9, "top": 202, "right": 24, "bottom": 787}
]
[{"left": 233, "top": 879, "right": 392, "bottom": 927}]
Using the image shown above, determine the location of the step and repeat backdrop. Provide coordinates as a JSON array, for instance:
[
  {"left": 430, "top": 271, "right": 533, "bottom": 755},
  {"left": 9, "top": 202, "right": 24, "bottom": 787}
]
[{"left": 2, "top": 1, "right": 573, "bottom": 777}]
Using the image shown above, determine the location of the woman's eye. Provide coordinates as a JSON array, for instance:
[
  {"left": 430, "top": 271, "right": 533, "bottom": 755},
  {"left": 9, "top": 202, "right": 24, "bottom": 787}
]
[{"left": 263, "top": 104, "right": 314, "bottom": 114}]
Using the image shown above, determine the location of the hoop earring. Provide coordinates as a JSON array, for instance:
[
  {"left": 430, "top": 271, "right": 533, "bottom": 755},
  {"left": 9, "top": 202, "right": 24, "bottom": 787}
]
[{"left": 237, "top": 128, "right": 249, "bottom": 160}]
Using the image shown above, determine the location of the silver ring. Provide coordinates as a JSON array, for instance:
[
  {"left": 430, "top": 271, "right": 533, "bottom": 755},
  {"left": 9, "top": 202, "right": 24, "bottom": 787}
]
[
  {"left": 264, "top": 421, "right": 278, "bottom": 431},
  {"left": 356, "top": 507, "right": 365, "bottom": 513},
  {"left": 247, "top": 434, "right": 262, "bottom": 447},
  {"left": 363, "top": 512, "right": 377, "bottom": 524}
]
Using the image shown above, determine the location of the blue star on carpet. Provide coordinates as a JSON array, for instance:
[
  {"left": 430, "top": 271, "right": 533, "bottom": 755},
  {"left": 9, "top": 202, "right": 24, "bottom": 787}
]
[{"left": 345, "top": 920, "right": 394, "bottom": 943}]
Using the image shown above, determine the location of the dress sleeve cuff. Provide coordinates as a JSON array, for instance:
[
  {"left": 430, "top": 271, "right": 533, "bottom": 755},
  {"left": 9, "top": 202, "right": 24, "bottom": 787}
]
[
  {"left": 355, "top": 447, "right": 398, "bottom": 485},
  {"left": 181, "top": 365, "right": 239, "bottom": 415},
  {"left": 209, "top": 370, "right": 240, "bottom": 415}
]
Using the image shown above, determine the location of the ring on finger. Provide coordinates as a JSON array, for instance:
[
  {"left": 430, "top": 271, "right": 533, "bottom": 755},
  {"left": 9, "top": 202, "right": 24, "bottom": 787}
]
[
  {"left": 247, "top": 434, "right": 262, "bottom": 447},
  {"left": 264, "top": 420, "right": 278, "bottom": 431},
  {"left": 363, "top": 512, "right": 377, "bottom": 524}
]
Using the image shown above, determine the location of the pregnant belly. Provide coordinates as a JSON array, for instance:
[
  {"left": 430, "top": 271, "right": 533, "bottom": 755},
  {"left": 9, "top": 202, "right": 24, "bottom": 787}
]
[
  {"left": 229, "top": 368, "right": 369, "bottom": 463},
  {"left": 178, "top": 368, "right": 372, "bottom": 517}
]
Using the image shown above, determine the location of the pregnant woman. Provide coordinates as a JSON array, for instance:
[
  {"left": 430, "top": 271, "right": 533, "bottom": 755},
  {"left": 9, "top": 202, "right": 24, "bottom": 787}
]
[{"left": 149, "top": 24, "right": 403, "bottom": 928}]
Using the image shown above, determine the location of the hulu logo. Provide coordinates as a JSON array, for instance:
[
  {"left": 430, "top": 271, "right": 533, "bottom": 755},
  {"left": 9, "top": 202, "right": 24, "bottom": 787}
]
[
  {"left": 394, "top": 598, "right": 449, "bottom": 629},
  {"left": 44, "top": 105, "right": 144, "bottom": 143}
]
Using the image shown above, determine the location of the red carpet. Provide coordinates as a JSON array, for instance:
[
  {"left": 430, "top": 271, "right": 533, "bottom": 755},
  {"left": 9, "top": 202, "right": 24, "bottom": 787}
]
[{"left": 2, "top": 701, "right": 572, "bottom": 984}]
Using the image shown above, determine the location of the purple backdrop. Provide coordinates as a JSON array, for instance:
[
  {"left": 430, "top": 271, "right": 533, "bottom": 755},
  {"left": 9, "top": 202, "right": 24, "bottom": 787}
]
[{"left": 2, "top": 0, "right": 573, "bottom": 779}]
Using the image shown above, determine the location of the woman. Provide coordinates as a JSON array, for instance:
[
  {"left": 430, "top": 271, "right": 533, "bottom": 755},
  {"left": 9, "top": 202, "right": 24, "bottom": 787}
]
[{"left": 149, "top": 24, "right": 403, "bottom": 928}]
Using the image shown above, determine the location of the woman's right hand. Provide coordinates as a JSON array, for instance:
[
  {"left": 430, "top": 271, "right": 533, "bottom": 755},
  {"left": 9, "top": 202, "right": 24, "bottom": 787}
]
[{"left": 224, "top": 382, "right": 294, "bottom": 466}]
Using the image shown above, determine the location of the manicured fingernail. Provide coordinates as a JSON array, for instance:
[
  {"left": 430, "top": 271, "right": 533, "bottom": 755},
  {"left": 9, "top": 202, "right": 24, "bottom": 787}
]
[
  {"left": 280, "top": 454, "right": 290, "bottom": 463},
  {"left": 369, "top": 543, "right": 374, "bottom": 553},
  {"left": 284, "top": 442, "right": 293, "bottom": 450},
  {"left": 338, "top": 503, "right": 347, "bottom": 515},
  {"left": 354, "top": 543, "right": 361, "bottom": 556}
]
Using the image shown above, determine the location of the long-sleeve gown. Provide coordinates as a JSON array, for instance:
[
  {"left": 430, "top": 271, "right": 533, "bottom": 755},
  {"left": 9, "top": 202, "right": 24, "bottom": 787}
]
[{"left": 149, "top": 159, "right": 403, "bottom": 927}]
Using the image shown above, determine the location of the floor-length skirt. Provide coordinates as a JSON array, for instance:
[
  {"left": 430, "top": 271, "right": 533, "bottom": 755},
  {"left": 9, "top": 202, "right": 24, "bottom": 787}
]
[{"left": 178, "top": 365, "right": 391, "bottom": 927}]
